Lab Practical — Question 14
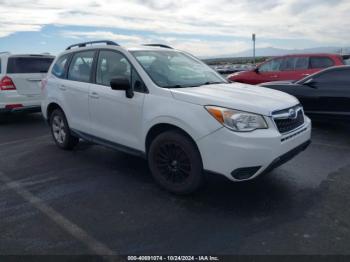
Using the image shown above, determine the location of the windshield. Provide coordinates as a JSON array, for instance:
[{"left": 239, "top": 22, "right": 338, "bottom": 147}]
[{"left": 131, "top": 50, "right": 227, "bottom": 88}]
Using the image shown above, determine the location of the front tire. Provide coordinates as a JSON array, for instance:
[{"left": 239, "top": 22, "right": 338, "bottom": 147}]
[
  {"left": 148, "top": 131, "right": 203, "bottom": 194},
  {"left": 50, "top": 109, "right": 79, "bottom": 150}
]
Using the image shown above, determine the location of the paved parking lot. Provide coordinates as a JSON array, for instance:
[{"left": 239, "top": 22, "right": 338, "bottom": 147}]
[{"left": 1, "top": 113, "right": 350, "bottom": 255}]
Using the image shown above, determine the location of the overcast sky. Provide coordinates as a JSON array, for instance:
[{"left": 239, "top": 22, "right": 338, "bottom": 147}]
[{"left": 0, "top": 0, "right": 349, "bottom": 56}]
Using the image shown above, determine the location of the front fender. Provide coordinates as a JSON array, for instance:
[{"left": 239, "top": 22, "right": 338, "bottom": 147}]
[{"left": 141, "top": 95, "right": 222, "bottom": 152}]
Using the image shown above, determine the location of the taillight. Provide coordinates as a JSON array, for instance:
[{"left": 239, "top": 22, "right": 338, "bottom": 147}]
[
  {"left": 5, "top": 104, "right": 23, "bottom": 110},
  {"left": 0, "top": 76, "right": 16, "bottom": 91}
]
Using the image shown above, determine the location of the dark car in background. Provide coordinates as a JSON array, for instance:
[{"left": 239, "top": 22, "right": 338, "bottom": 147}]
[
  {"left": 260, "top": 66, "right": 350, "bottom": 121},
  {"left": 228, "top": 53, "right": 345, "bottom": 85},
  {"left": 343, "top": 55, "right": 350, "bottom": 65}
]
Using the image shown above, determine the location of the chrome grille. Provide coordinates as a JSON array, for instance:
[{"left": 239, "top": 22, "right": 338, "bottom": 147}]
[{"left": 272, "top": 105, "right": 305, "bottom": 134}]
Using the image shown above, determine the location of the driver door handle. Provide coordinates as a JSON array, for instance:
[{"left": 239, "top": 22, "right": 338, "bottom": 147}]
[
  {"left": 89, "top": 92, "right": 100, "bottom": 99},
  {"left": 271, "top": 75, "right": 278, "bottom": 78}
]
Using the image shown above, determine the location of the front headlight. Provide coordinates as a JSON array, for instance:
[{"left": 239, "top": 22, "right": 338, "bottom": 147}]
[{"left": 205, "top": 106, "right": 268, "bottom": 132}]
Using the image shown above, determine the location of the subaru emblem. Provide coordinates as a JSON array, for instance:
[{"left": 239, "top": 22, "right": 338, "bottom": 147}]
[{"left": 288, "top": 109, "right": 297, "bottom": 119}]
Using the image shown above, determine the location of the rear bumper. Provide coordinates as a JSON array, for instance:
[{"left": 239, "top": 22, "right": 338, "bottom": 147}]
[
  {"left": 0, "top": 105, "right": 41, "bottom": 114},
  {"left": 0, "top": 90, "right": 41, "bottom": 114}
]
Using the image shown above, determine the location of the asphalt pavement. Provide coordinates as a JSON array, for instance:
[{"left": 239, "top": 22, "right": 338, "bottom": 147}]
[{"left": 0, "top": 113, "right": 350, "bottom": 255}]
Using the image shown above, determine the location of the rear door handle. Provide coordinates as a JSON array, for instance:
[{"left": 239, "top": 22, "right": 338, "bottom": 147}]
[
  {"left": 59, "top": 85, "right": 67, "bottom": 91},
  {"left": 271, "top": 75, "right": 279, "bottom": 78},
  {"left": 89, "top": 92, "right": 100, "bottom": 99}
]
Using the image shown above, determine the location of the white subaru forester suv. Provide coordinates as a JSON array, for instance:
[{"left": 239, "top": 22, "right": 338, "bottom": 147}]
[{"left": 41, "top": 41, "right": 311, "bottom": 194}]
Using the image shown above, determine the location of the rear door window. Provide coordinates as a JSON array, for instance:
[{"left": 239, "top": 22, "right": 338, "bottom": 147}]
[
  {"left": 294, "top": 57, "right": 309, "bottom": 70},
  {"left": 280, "top": 57, "right": 298, "bottom": 71},
  {"left": 67, "top": 51, "right": 95, "bottom": 83},
  {"left": 7, "top": 57, "right": 54, "bottom": 74},
  {"left": 279, "top": 57, "right": 309, "bottom": 71},
  {"left": 309, "top": 57, "right": 334, "bottom": 69}
]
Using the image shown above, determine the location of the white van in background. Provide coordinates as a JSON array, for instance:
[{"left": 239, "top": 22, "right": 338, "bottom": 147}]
[{"left": 0, "top": 53, "right": 54, "bottom": 114}]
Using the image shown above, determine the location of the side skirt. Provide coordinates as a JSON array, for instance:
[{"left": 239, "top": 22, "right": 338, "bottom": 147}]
[{"left": 71, "top": 129, "right": 146, "bottom": 158}]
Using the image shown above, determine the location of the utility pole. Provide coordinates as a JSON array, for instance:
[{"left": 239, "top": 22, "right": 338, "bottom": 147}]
[{"left": 252, "top": 33, "right": 256, "bottom": 65}]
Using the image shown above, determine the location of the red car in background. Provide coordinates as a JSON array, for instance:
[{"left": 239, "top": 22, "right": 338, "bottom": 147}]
[{"left": 228, "top": 54, "right": 345, "bottom": 85}]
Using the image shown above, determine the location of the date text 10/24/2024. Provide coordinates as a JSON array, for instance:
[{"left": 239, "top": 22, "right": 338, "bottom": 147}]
[{"left": 127, "top": 256, "right": 220, "bottom": 261}]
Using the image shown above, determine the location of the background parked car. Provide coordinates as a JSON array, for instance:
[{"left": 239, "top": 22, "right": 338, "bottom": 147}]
[
  {"left": 260, "top": 66, "right": 350, "bottom": 121},
  {"left": 228, "top": 53, "right": 345, "bottom": 85},
  {"left": 0, "top": 52, "right": 54, "bottom": 114}
]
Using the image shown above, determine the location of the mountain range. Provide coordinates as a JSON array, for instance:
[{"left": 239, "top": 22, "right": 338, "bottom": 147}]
[{"left": 206, "top": 46, "right": 350, "bottom": 59}]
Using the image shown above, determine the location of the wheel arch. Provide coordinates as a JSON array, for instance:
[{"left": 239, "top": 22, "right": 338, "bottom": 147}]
[
  {"left": 145, "top": 123, "right": 202, "bottom": 161},
  {"left": 46, "top": 102, "right": 64, "bottom": 123}
]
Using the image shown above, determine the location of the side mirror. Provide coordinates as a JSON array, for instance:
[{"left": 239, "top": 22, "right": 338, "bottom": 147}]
[
  {"left": 110, "top": 77, "right": 134, "bottom": 98},
  {"left": 254, "top": 67, "right": 260, "bottom": 74},
  {"left": 302, "top": 78, "right": 318, "bottom": 89}
]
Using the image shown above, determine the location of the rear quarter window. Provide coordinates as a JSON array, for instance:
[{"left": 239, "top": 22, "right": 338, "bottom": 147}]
[
  {"left": 52, "top": 54, "right": 70, "bottom": 79},
  {"left": 7, "top": 57, "right": 54, "bottom": 74},
  {"left": 309, "top": 57, "right": 335, "bottom": 69}
]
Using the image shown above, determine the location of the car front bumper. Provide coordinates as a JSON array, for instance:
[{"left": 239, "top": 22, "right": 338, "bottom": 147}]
[{"left": 197, "top": 116, "right": 312, "bottom": 181}]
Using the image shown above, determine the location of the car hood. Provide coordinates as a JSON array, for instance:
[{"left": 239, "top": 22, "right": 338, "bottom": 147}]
[{"left": 170, "top": 83, "right": 299, "bottom": 116}]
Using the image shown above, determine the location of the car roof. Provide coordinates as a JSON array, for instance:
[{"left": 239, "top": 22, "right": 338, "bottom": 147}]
[
  {"left": 10, "top": 54, "right": 55, "bottom": 58},
  {"left": 126, "top": 46, "right": 178, "bottom": 52},
  {"left": 60, "top": 43, "right": 178, "bottom": 56},
  {"left": 278, "top": 53, "right": 341, "bottom": 58},
  {"left": 0, "top": 53, "right": 54, "bottom": 58}
]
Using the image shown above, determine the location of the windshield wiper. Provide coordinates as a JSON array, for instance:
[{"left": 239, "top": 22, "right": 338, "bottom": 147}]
[
  {"left": 165, "top": 82, "right": 227, "bottom": 89},
  {"left": 165, "top": 85, "right": 188, "bottom": 89},
  {"left": 184, "top": 82, "right": 227, "bottom": 88},
  {"left": 203, "top": 81, "right": 227, "bottom": 85}
]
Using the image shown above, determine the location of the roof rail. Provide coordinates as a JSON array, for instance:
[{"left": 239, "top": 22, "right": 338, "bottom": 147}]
[
  {"left": 0, "top": 51, "right": 10, "bottom": 55},
  {"left": 66, "top": 40, "right": 119, "bottom": 50},
  {"left": 143, "top": 44, "right": 173, "bottom": 49}
]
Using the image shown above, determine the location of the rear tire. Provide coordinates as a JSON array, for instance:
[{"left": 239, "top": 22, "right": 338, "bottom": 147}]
[
  {"left": 148, "top": 130, "right": 203, "bottom": 194},
  {"left": 50, "top": 109, "right": 79, "bottom": 150}
]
